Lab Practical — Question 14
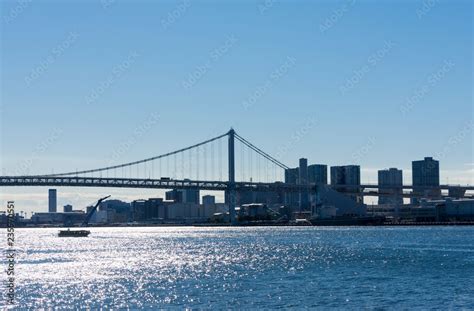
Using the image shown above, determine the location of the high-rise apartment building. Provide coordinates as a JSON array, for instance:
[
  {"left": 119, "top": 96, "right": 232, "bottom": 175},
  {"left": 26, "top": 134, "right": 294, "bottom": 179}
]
[
  {"left": 308, "top": 164, "right": 328, "bottom": 184},
  {"left": 378, "top": 168, "right": 403, "bottom": 205},
  {"left": 48, "top": 189, "right": 57, "bottom": 213},
  {"left": 412, "top": 157, "right": 440, "bottom": 204}
]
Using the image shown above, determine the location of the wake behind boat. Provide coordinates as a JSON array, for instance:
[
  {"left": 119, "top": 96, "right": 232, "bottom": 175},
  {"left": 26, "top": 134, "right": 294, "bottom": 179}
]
[{"left": 58, "top": 195, "right": 110, "bottom": 238}]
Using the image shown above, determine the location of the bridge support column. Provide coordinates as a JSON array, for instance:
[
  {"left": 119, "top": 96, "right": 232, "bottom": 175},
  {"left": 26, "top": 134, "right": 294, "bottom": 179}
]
[{"left": 228, "top": 128, "right": 236, "bottom": 225}]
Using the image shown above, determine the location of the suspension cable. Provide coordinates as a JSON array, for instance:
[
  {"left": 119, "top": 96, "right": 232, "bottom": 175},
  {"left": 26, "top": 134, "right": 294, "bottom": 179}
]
[
  {"left": 234, "top": 133, "right": 289, "bottom": 170},
  {"left": 35, "top": 132, "right": 229, "bottom": 177}
]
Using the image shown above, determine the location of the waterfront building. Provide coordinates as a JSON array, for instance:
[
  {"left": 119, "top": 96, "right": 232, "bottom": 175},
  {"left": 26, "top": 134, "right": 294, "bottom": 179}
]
[
  {"left": 330, "top": 165, "right": 361, "bottom": 186},
  {"left": 286, "top": 161, "right": 328, "bottom": 209},
  {"left": 311, "top": 185, "right": 367, "bottom": 218},
  {"left": 237, "top": 203, "right": 271, "bottom": 220},
  {"left": 378, "top": 168, "right": 403, "bottom": 205},
  {"left": 330, "top": 166, "right": 345, "bottom": 185},
  {"left": 368, "top": 198, "right": 474, "bottom": 222},
  {"left": 165, "top": 189, "right": 183, "bottom": 202},
  {"left": 330, "top": 165, "right": 361, "bottom": 202},
  {"left": 183, "top": 189, "right": 200, "bottom": 204},
  {"left": 97, "top": 199, "right": 132, "bottom": 223},
  {"left": 167, "top": 203, "right": 200, "bottom": 220},
  {"left": 166, "top": 183, "right": 200, "bottom": 204},
  {"left": 308, "top": 164, "right": 328, "bottom": 184},
  {"left": 235, "top": 189, "right": 283, "bottom": 206},
  {"left": 63, "top": 204, "right": 73, "bottom": 213},
  {"left": 299, "top": 158, "right": 308, "bottom": 185},
  {"left": 412, "top": 157, "right": 440, "bottom": 204},
  {"left": 284, "top": 159, "right": 313, "bottom": 210},
  {"left": 131, "top": 200, "right": 147, "bottom": 221},
  {"left": 199, "top": 195, "right": 220, "bottom": 218},
  {"left": 285, "top": 167, "right": 299, "bottom": 208},
  {"left": 202, "top": 195, "right": 216, "bottom": 206},
  {"left": 32, "top": 211, "right": 85, "bottom": 225},
  {"left": 344, "top": 165, "right": 361, "bottom": 186},
  {"left": 144, "top": 198, "right": 168, "bottom": 220},
  {"left": 298, "top": 158, "right": 309, "bottom": 210},
  {"left": 285, "top": 167, "right": 299, "bottom": 184},
  {"left": 48, "top": 189, "right": 57, "bottom": 213}
]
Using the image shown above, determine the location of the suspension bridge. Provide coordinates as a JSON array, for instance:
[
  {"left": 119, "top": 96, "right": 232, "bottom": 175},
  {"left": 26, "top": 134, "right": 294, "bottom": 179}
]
[
  {"left": 0, "top": 129, "right": 313, "bottom": 223},
  {"left": 1, "top": 129, "right": 472, "bottom": 223}
]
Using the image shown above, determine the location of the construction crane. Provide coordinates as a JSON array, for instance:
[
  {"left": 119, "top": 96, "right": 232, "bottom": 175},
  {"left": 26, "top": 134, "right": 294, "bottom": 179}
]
[
  {"left": 81, "top": 195, "right": 111, "bottom": 227},
  {"left": 58, "top": 195, "right": 111, "bottom": 237}
]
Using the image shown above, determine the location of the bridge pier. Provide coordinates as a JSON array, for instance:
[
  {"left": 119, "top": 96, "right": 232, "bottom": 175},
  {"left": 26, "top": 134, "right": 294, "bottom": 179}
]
[{"left": 228, "top": 128, "right": 237, "bottom": 225}]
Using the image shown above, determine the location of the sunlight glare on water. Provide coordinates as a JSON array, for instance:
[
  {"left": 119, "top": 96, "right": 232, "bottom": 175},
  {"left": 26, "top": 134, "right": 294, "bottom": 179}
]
[{"left": 7, "top": 227, "right": 474, "bottom": 309}]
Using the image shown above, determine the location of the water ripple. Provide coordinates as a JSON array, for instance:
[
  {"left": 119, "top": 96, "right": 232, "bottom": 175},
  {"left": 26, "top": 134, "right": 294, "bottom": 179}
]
[{"left": 8, "top": 227, "right": 474, "bottom": 309}]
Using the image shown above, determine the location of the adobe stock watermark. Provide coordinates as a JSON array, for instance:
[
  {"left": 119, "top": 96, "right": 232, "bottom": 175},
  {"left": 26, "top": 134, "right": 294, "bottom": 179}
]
[
  {"left": 351, "top": 136, "right": 376, "bottom": 163},
  {"left": 416, "top": 0, "right": 439, "bottom": 19},
  {"left": 5, "top": 201, "right": 16, "bottom": 305},
  {"left": 340, "top": 40, "right": 395, "bottom": 95},
  {"left": 85, "top": 51, "right": 140, "bottom": 105},
  {"left": 434, "top": 120, "right": 473, "bottom": 162},
  {"left": 182, "top": 35, "right": 238, "bottom": 90},
  {"left": 320, "top": 0, "right": 356, "bottom": 33},
  {"left": 161, "top": 0, "right": 191, "bottom": 30},
  {"left": 14, "top": 128, "right": 64, "bottom": 176},
  {"left": 274, "top": 116, "right": 318, "bottom": 161},
  {"left": 258, "top": 0, "right": 277, "bottom": 15},
  {"left": 24, "top": 31, "right": 79, "bottom": 87},
  {"left": 3, "top": 0, "right": 33, "bottom": 25},
  {"left": 101, "top": 0, "right": 117, "bottom": 10},
  {"left": 242, "top": 56, "right": 296, "bottom": 110},
  {"left": 400, "top": 59, "right": 454, "bottom": 115},
  {"left": 106, "top": 112, "right": 160, "bottom": 167}
]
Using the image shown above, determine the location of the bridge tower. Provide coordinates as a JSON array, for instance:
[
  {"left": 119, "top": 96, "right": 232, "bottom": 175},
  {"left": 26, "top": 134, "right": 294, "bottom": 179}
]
[{"left": 228, "top": 128, "right": 236, "bottom": 224}]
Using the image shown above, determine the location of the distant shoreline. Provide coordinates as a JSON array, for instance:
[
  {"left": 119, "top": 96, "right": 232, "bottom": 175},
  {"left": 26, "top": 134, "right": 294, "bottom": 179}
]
[{"left": 4, "top": 221, "right": 474, "bottom": 229}]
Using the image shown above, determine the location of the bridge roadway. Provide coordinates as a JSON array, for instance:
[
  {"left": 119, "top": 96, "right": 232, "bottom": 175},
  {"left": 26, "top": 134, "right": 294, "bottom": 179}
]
[
  {"left": 0, "top": 176, "right": 472, "bottom": 198},
  {"left": 0, "top": 175, "right": 312, "bottom": 192}
]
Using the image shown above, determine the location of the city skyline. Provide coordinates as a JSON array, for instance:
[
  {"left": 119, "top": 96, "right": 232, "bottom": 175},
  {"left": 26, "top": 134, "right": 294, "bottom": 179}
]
[
  {"left": 1, "top": 125, "right": 473, "bottom": 216},
  {"left": 2, "top": 145, "right": 470, "bottom": 217}
]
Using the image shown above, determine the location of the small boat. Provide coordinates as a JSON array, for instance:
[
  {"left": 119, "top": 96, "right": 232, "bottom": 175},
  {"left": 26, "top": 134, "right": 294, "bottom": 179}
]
[
  {"left": 58, "top": 229, "right": 90, "bottom": 237},
  {"left": 57, "top": 195, "right": 111, "bottom": 238}
]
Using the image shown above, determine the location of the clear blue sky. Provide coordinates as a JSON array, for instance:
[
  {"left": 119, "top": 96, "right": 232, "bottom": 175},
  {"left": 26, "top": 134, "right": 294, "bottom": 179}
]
[{"left": 1, "top": 0, "right": 472, "bottom": 214}]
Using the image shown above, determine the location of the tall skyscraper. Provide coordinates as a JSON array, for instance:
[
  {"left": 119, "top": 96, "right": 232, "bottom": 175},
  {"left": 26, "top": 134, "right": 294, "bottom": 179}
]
[
  {"left": 284, "top": 167, "right": 299, "bottom": 208},
  {"left": 48, "top": 189, "right": 57, "bottom": 213},
  {"left": 298, "top": 158, "right": 309, "bottom": 210},
  {"left": 330, "top": 165, "right": 361, "bottom": 202},
  {"left": 285, "top": 158, "right": 310, "bottom": 210},
  {"left": 308, "top": 164, "right": 327, "bottom": 184},
  {"left": 343, "top": 165, "right": 361, "bottom": 186},
  {"left": 330, "top": 166, "right": 345, "bottom": 185},
  {"left": 285, "top": 168, "right": 299, "bottom": 184},
  {"left": 165, "top": 189, "right": 183, "bottom": 202},
  {"left": 412, "top": 157, "right": 440, "bottom": 204},
  {"left": 165, "top": 185, "right": 199, "bottom": 204},
  {"left": 378, "top": 168, "right": 403, "bottom": 205},
  {"left": 330, "top": 165, "right": 360, "bottom": 186},
  {"left": 298, "top": 158, "right": 308, "bottom": 185}
]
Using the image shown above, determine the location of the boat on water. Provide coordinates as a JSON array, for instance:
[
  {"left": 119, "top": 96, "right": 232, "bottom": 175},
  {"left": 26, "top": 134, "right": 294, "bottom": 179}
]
[
  {"left": 58, "top": 229, "right": 90, "bottom": 237},
  {"left": 57, "top": 195, "right": 111, "bottom": 237}
]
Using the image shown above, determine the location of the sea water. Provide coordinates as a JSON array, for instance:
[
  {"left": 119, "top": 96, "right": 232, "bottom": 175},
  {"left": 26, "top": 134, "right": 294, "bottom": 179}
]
[{"left": 5, "top": 226, "right": 474, "bottom": 309}]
